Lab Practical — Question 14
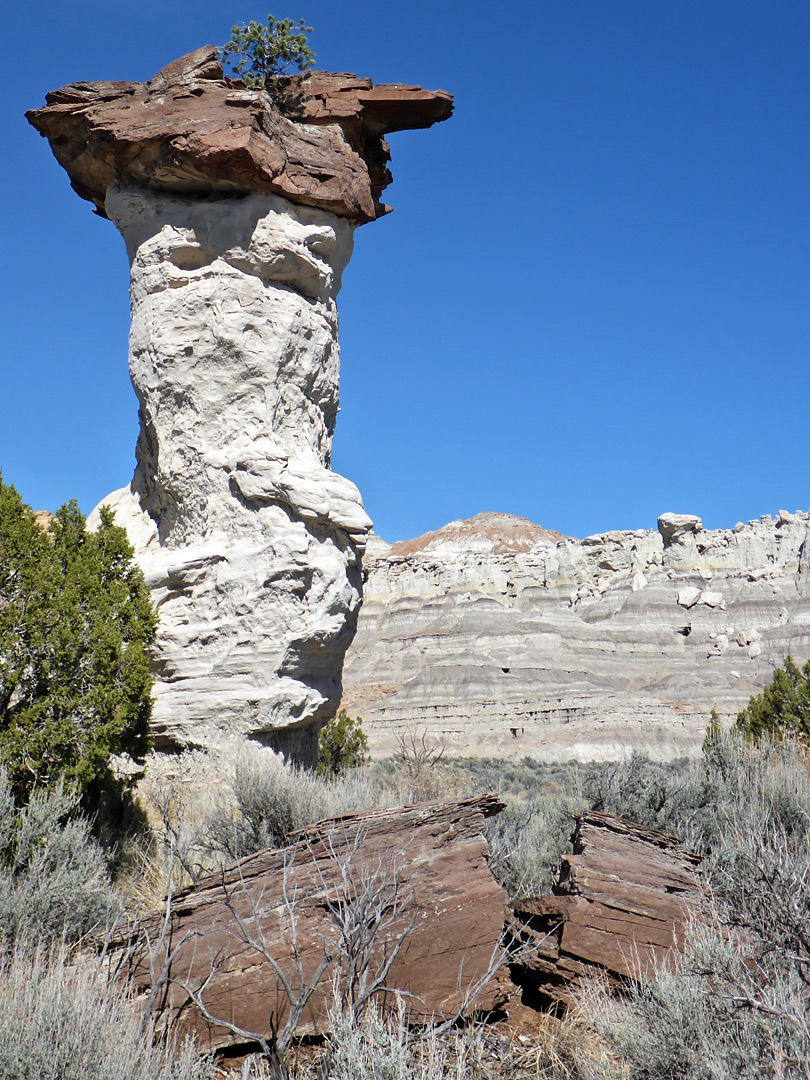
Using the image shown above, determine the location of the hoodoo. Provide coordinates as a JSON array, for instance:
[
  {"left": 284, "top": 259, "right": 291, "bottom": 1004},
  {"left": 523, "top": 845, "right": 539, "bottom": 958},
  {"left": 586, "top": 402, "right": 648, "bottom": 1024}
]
[{"left": 27, "top": 47, "right": 452, "bottom": 759}]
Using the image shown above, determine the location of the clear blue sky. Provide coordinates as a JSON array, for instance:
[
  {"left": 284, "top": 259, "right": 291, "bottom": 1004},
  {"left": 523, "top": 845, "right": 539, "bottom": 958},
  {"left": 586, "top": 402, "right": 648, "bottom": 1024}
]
[{"left": 2, "top": 1, "right": 808, "bottom": 542}]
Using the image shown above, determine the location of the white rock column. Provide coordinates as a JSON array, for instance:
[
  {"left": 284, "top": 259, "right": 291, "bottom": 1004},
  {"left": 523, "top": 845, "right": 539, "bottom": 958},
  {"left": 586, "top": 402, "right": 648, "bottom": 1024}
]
[{"left": 93, "top": 188, "right": 372, "bottom": 760}]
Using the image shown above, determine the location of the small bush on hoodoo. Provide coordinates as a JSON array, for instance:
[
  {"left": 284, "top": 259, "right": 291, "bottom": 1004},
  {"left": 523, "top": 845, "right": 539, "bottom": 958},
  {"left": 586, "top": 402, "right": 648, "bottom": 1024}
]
[{"left": 219, "top": 13, "right": 315, "bottom": 90}]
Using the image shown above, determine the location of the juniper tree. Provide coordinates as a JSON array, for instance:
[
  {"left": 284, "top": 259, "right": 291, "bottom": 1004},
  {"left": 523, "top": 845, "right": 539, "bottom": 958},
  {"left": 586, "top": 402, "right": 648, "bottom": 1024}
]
[
  {"left": 736, "top": 654, "right": 810, "bottom": 743},
  {"left": 219, "top": 14, "right": 315, "bottom": 90},
  {"left": 0, "top": 476, "right": 157, "bottom": 804},
  {"left": 317, "top": 709, "right": 370, "bottom": 778}
]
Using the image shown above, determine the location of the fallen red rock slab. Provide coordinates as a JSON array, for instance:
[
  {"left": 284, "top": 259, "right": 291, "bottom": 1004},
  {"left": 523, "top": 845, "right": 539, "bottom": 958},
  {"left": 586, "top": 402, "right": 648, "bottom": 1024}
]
[
  {"left": 507, "top": 812, "right": 707, "bottom": 1005},
  {"left": 26, "top": 47, "right": 453, "bottom": 224},
  {"left": 121, "top": 794, "right": 510, "bottom": 1053}
]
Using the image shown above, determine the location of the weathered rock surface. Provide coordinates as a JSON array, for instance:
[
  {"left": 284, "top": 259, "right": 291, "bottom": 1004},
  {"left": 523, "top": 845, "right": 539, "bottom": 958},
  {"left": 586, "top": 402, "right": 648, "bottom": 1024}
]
[
  {"left": 88, "top": 188, "right": 370, "bottom": 754},
  {"left": 26, "top": 47, "right": 453, "bottom": 224},
  {"left": 508, "top": 812, "right": 707, "bottom": 1004},
  {"left": 29, "top": 51, "right": 452, "bottom": 757},
  {"left": 123, "top": 795, "right": 510, "bottom": 1051},
  {"left": 342, "top": 510, "right": 810, "bottom": 760},
  {"left": 33, "top": 510, "right": 54, "bottom": 531}
]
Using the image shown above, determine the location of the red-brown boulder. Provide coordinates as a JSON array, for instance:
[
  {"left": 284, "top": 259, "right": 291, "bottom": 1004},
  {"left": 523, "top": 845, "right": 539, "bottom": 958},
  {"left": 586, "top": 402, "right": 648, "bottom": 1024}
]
[
  {"left": 507, "top": 812, "right": 708, "bottom": 1005},
  {"left": 122, "top": 794, "right": 510, "bottom": 1053}
]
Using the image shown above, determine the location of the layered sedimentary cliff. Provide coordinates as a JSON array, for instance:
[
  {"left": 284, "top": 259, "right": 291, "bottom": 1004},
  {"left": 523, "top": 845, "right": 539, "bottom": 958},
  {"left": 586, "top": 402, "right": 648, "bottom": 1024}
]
[
  {"left": 27, "top": 48, "right": 451, "bottom": 758},
  {"left": 342, "top": 509, "right": 810, "bottom": 760}
]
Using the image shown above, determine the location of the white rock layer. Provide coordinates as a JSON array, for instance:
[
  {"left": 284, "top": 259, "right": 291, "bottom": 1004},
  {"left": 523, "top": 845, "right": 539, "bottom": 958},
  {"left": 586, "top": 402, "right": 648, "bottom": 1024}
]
[
  {"left": 91, "top": 188, "right": 371, "bottom": 759},
  {"left": 342, "top": 510, "right": 810, "bottom": 761}
]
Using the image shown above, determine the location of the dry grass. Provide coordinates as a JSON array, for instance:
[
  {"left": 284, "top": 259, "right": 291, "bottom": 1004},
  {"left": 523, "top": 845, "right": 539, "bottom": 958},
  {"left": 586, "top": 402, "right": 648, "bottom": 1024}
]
[
  {"left": 0, "top": 942, "right": 214, "bottom": 1080},
  {"left": 212, "top": 1005, "right": 617, "bottom": 1079},
  {"left": 126, "top": 740, "right": 476, "bottom": 910},
  {"left": 108, "top": 732, "right": 810, "bottom": 1077}
]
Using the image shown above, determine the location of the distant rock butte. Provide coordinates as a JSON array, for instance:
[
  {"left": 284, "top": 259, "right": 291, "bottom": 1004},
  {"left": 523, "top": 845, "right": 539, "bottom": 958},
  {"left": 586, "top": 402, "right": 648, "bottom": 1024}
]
[
  {"left": 342, "top": 509, "right": 810, "bottom": 761},
  {"left": 26, "top": 47, "right": 453, "bottom": 224},
  {"left": 389, "top": 512, "right": 568, "bottom": 557},
  {"left": 28, "top": 51, "right": 452, "bottom": 760}
]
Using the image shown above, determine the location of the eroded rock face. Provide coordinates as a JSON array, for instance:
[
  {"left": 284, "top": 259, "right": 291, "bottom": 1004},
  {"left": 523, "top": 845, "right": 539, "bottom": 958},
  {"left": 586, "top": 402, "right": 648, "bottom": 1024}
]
[
  {"left": 508, "top": 812, "right": 707, "bottom": 1004},
  {"left": 90, "top": 189, "right": 370, "bottom": 754},
  {"left": 342, "top": 510, "right": 810, "bottom": 760},
  {"left": 28, "top": 50, "right": 453, "bottom": 758}
]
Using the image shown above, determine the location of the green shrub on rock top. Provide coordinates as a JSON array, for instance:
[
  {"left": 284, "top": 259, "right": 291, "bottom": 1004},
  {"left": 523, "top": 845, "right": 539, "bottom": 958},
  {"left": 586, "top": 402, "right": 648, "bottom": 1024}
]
[
  {"left": 736, "top": 654, "right": 810, "bottom": 743},
  {"left": 0, "top": 476, "right": 157, "bottom": 805},
  {"left": 219, "top": 13, "right": 315, "bottom": 90}
]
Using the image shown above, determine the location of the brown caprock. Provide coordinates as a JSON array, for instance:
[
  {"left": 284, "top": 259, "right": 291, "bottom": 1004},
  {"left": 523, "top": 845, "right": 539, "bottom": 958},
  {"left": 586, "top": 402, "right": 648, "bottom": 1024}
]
[
  {"left": 26, "top": 46, "right": 453, "bottom": 224},
  {"left": 507, "top": 811, "right": 709, "bottom": 1005}
]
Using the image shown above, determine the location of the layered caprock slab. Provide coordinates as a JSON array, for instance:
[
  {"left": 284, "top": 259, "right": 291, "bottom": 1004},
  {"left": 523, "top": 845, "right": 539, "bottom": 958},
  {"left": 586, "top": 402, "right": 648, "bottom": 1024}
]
[{"left": 27, "top": 48, "right": 452, "bottom": 758}]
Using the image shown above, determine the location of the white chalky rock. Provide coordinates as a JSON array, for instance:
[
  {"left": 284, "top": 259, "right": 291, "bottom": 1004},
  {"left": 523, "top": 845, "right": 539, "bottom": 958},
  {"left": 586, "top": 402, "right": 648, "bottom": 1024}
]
[
  {"left": 658, "top": 513, "right": 703, "bottom": 545},
  {"left": 658, "top": 513, "right": 704, "bottom": 570},
  {"left": 90, "top": 188, "right": 372, "bottom": 759},
  {"left": 632, "top": 571, "right": 647, "bottom": 592},
  {"left": 342, "top": 508, "right": 810, "bottom": 762},
  {"left": 748, "top": 567, "right": 772, "bottom": 582},
  {"left": 699, "top": 591, "right": 726, "bottom": 609},
  {"left": 677, "top": 586, "right": 702, "bottom": 609}
]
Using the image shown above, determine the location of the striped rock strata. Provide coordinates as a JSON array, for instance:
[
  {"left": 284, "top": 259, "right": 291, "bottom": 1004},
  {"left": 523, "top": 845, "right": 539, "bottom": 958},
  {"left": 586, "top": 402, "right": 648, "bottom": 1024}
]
[
  {"left": 342, "top": 510, "right": 810, "bottom": 761},
  {"left": 122, "top": 795, "right": 510, "bottom": 1050}
]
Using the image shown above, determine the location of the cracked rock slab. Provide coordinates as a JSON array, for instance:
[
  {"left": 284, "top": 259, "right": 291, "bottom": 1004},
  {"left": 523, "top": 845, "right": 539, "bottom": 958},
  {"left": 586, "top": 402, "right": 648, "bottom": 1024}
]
[
  {"left": 507, "top": 812, "right": 708, "bottom": 1004},
  {"left": 119, "top": 794, "right": 510, "bottom": 1051}
]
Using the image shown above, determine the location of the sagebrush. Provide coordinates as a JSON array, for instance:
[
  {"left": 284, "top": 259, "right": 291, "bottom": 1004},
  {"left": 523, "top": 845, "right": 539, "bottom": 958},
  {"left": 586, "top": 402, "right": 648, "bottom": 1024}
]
[
  {"left": 0, "top": 768, "right": 119, "bottom": 947},
  {"left": 0, "top": 943, "right": 214, "bottom": 1080}
]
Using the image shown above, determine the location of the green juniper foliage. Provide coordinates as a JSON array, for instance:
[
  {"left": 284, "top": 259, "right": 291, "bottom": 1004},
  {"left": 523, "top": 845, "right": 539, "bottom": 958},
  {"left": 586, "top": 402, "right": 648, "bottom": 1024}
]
[
  {"left": 0, "top": 477, "right": 157, "bottom": 804},
  {"left": 702, "top": 706, "right": 722, "bottom": 751},
  {"left": 736, "top": 653, "right": 810, "bottom": 742},
  {"left": 219, "top": 14, "right": 315, "bottom": 90},
  {"left": 317, "top": 709, "right": 370, "bottom": 778}
]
